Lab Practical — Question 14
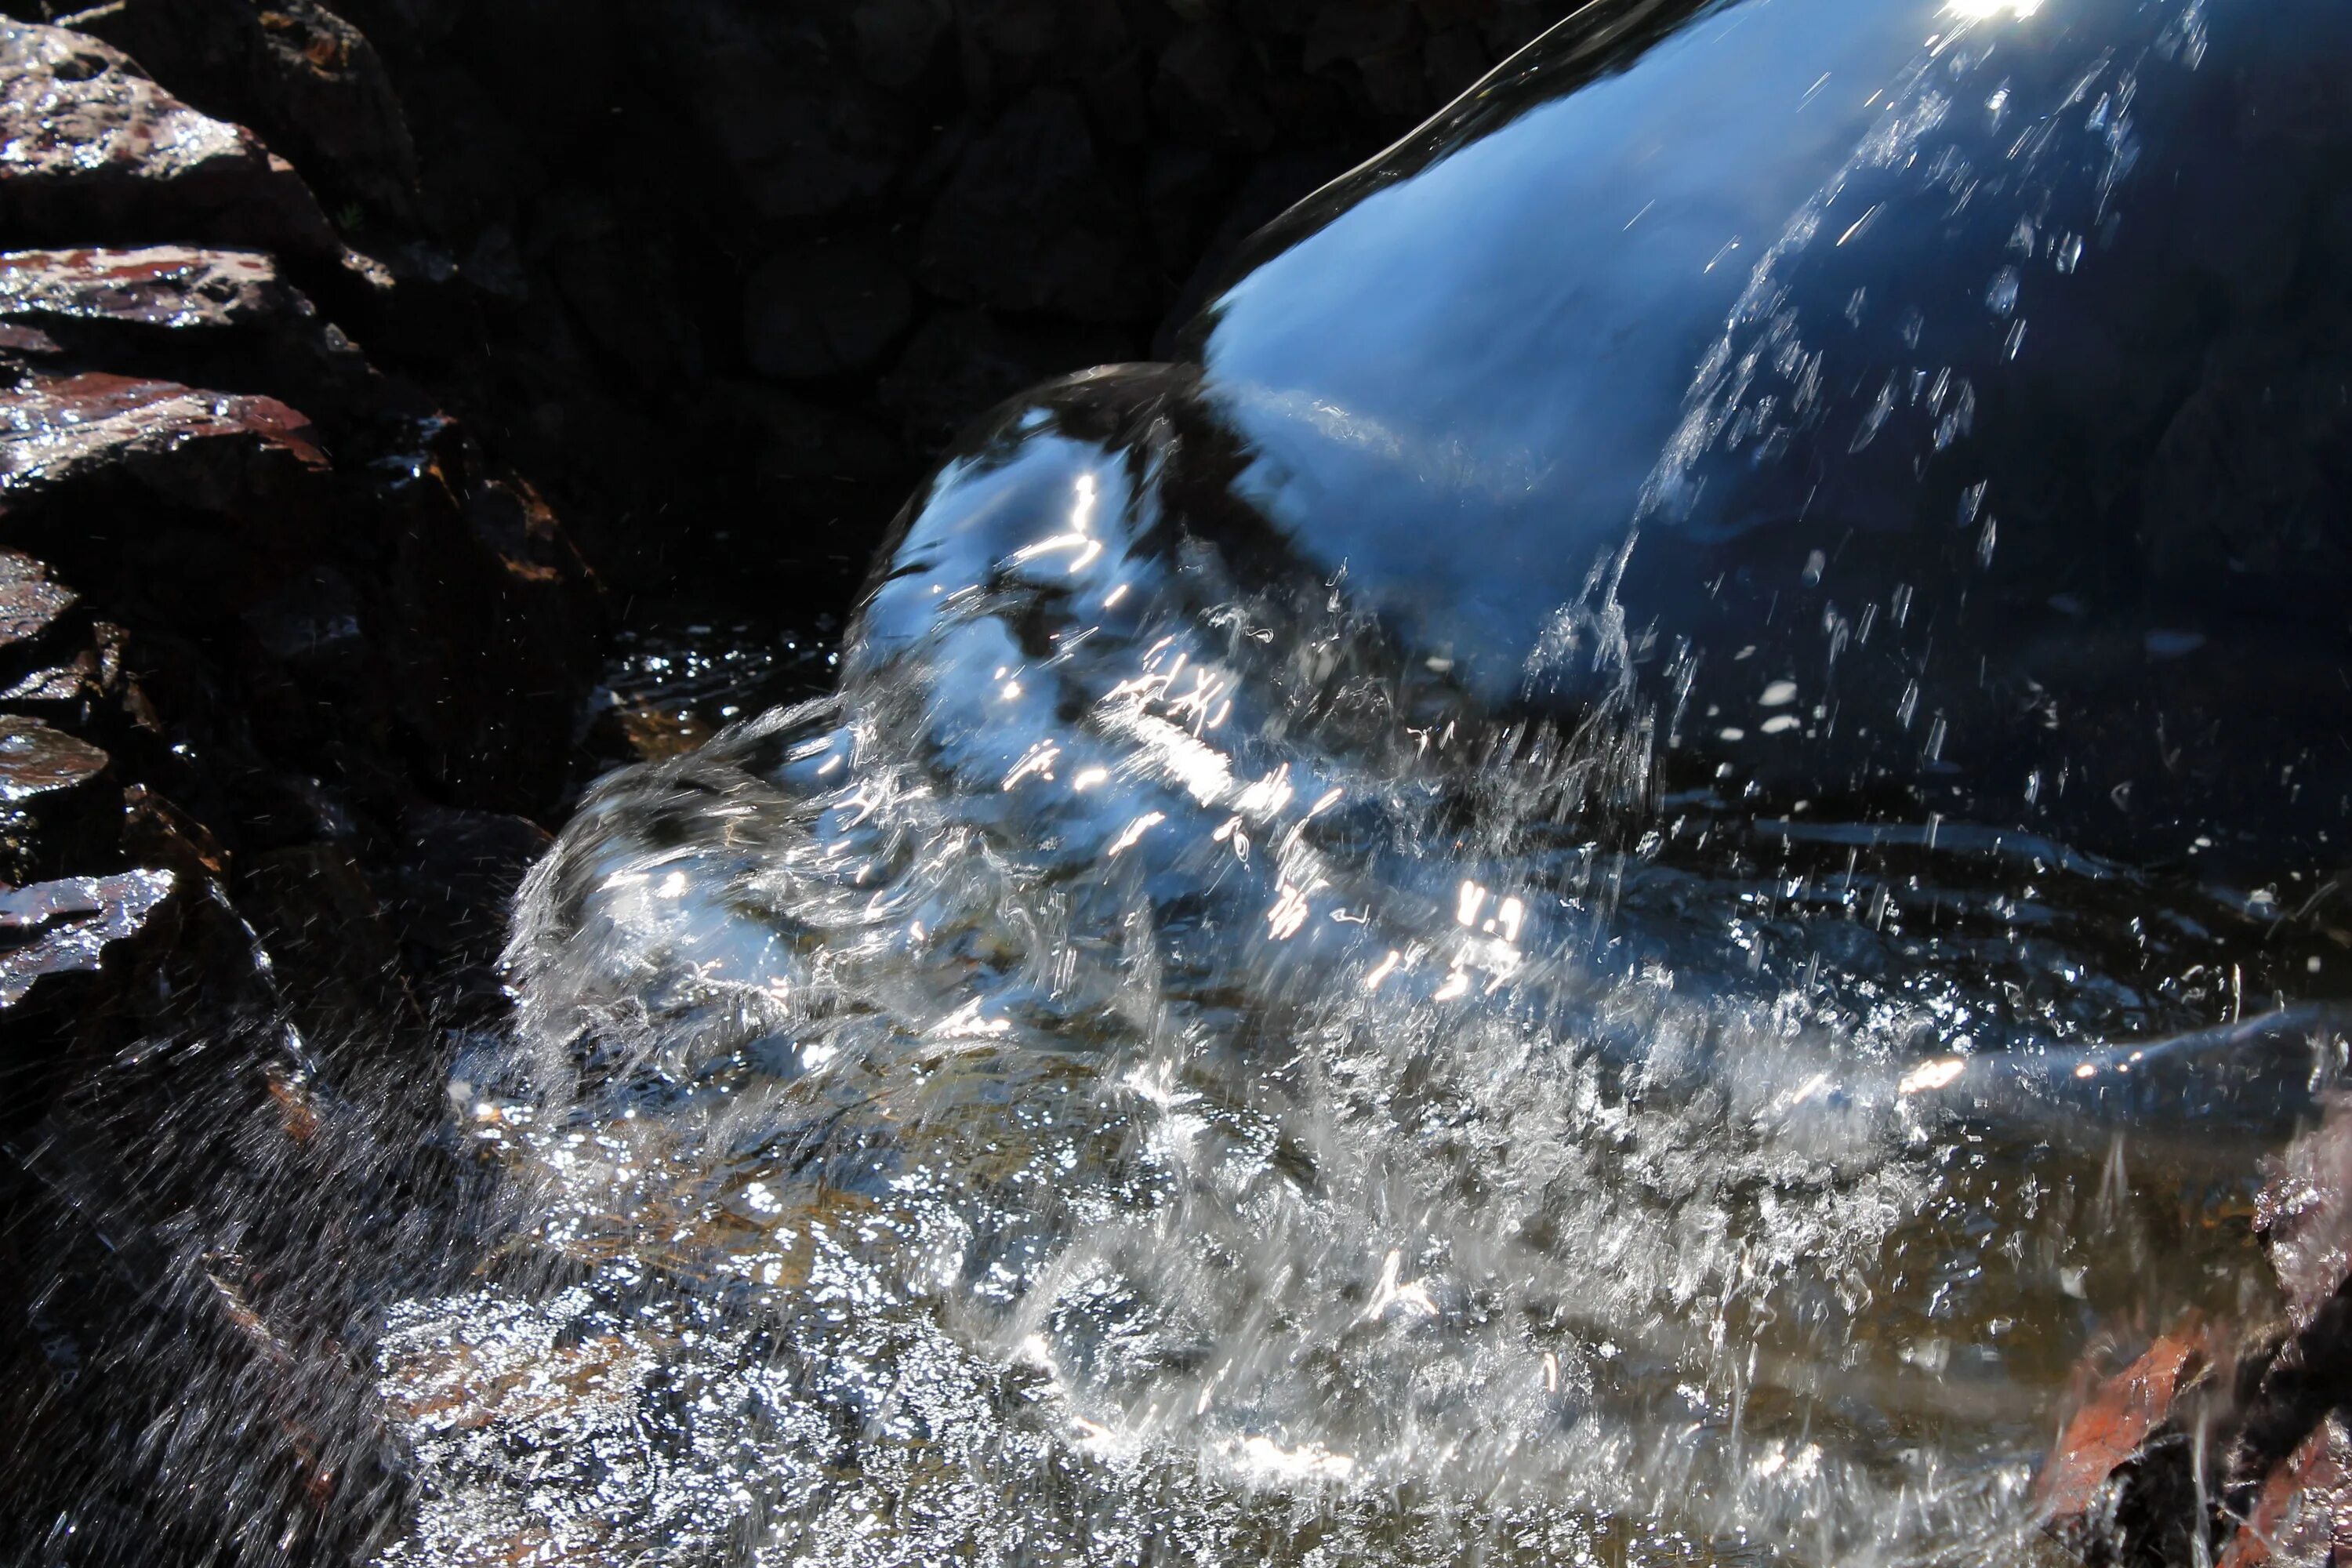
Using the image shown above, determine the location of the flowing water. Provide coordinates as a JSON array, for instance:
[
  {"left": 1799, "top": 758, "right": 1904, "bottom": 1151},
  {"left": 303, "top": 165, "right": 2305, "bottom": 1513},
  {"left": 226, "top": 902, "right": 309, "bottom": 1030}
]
[{"left": 79, "top": 0, "right": 2352, "bottom": 1562}]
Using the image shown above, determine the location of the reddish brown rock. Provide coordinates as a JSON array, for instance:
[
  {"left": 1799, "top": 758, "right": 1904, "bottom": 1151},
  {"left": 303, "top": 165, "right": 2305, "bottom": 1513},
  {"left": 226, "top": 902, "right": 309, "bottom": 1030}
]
[
  {"left": 2035, "top": 1316, "right": 2212, "bottom": 1528},
  {"left": 0, "top": 245, "right": 286, "bottom": 329},
  {"left": 0, "top": 247, "right": 379, "bottom": 426},
  {"left": 0, "top": 20, "right": 338, "bottom": 260},
  {"left": 0, "top": 369, "right": 328, "bottom": 499}
]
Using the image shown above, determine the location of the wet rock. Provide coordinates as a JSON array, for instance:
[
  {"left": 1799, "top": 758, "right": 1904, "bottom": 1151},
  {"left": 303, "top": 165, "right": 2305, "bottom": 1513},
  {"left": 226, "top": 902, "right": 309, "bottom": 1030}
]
[
  {"left": 0, "top": 20, "right": 339, "bottom": 260},
  {"left": 0, "top": 369, "right": 328, "bottom": 503},
  {"left": 2260, "top": 1099, "right": 2352, "bottom": 1329},
  {"left": 0, "top": 868, "right": 176, "bottom": 1007},
  {"left": 0, "top": 246, "right": 377, "bottom": 420},
  {"left": 2220, "top": 1415, "right": 2352, "bottom": 1568},
  {"left": 0, "top": 244, "right": 285, "bottom": 328},
  {"left": 2034, "top": 1317, "right": 2212, "bottom": 1552},
  {"left": 588, "top": 699, "right": 713, "bottom": 764},
  {"left": 0, "top": 716, "right": 109, "bottom": 807},
  {"left": 47, "top": 0, "right": 423, "bottom": 227},
  {"left": 919, "top": 87, "right": 1149, "bottom": 323},
  {"left": 0, "top": 551, "right": 78, "bottom": 658},
  {"left": 744, "top": 232, "right": 914, "bottom": 382},
  {"left": 120, "top": 783, "right": 227, "bottom": 880}
]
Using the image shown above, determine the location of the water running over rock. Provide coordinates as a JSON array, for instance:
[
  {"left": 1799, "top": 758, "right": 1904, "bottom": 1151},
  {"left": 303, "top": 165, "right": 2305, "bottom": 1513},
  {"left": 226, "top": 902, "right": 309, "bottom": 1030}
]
[{"left": 383, "top": 0, "right": 2352, "bottom": 1561}]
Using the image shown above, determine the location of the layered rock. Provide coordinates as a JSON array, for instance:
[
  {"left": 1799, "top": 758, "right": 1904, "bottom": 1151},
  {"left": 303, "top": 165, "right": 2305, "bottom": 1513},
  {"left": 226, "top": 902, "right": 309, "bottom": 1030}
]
[{"left": 0, "top": 20, "right": 597, "bottom": 1564}]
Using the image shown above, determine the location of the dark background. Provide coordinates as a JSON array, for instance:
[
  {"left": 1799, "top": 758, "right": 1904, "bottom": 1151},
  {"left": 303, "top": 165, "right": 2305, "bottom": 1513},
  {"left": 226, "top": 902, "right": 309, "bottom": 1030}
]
[{"left": 13, "top": 0, "right": 1567, "bottom": 615}]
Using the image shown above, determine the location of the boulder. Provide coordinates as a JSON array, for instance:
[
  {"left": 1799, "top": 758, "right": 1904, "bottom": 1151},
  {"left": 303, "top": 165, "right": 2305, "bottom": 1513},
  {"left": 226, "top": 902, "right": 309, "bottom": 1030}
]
[
  {"left": 0, "top": 20, "right": 339, "bottom": 260},
  {"left": 43, "top": 0, "right": 423, "bottom": 227}
]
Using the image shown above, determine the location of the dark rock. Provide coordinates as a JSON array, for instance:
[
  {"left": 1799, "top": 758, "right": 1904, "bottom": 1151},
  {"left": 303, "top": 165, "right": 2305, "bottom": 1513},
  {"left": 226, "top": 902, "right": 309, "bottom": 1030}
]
[
  {"left": 0, "top": 868, "right": 177, "bottom": 1007},
  {"left": 532, "top": 190, "right": 703, "bottom": 388},
  {"left": 880, "top": 307, "right": 1133, "bottom": 450},
  {"left": 441, "top": 0, "right": 626, "bottom": 159},
  {"left": 853, "top": 0, "right": 953, "bottom": 90},
  {"left": 918, "top": 87, "right": 1149, "bottom": 323},
  {"left": 0, "top": 21, "right": 339, "bottom": 260},
  {"left": 1424, "top": 26, "right": 1495, "bottom": 102},
  {"left": 241, "top": 839, "right": 410, "bottom": 1024},
  {"left": 1143, "top": 143, "right": 1234, "bottom": 277},
  {"left": 744, "top": 232, "right": 914, "bottom": 382},
  {"left": 394, "top": 60, "right": 547, "bottom": 238},
  {"left": 1302, "top": 0, "right": 1420, "bottom": 76},
  {"left": 954, "top": 0, "right": 1131, "bottom": 113},
  {"left": 371, "top": 430, "right": 596, "bottom": 815},
  {"left": 386, "top": 803, "right": 549, "bottom": 973},
  {"left": 2142, "top": 323, "right": 2352, "bottom": 611},
  {"left": 1152, "top": 22, "right": 1276, "bottom": 152},
  {"left": 650, "top": 0, "right": 911, "bottom": 222},
  {"left": 728, "top": 383, "right": 903, "bottom": 488}
]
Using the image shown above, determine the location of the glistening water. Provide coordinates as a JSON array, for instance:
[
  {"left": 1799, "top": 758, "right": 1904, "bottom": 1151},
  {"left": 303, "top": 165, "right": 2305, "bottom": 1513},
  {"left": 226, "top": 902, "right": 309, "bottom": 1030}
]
[{"left": 111, "top": 0, "right": 2352, "bottom": 1561}]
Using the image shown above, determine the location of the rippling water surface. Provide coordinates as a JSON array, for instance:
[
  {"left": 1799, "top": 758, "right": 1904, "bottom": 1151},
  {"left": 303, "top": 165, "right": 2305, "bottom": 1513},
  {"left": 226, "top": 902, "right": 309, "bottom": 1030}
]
[{"left": 375, "top": 0, "right": 2352, "bottom": 1560}]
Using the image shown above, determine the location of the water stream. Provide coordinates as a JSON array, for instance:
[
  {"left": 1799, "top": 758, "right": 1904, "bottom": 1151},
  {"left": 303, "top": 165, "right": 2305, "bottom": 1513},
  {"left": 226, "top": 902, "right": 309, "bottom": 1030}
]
[{"left": 364, "top": 0, "right": 2352, "bottom": 1561}]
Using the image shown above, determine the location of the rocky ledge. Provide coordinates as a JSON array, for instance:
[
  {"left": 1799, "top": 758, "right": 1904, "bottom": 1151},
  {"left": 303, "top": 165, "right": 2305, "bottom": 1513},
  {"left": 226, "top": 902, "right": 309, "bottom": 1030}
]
[{"left": 0, "top": 20, "right": 601, "bottom": 1562}]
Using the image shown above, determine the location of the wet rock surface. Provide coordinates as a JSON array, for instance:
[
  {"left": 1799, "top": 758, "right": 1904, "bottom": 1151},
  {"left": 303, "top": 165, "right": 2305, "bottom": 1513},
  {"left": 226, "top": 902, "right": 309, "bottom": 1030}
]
[
  {"left": 0, "top": 4, "right": 1591, "bottom": 1562},
  {"left": 0, "top": 18, "right": 603, "bottom": 1563}
]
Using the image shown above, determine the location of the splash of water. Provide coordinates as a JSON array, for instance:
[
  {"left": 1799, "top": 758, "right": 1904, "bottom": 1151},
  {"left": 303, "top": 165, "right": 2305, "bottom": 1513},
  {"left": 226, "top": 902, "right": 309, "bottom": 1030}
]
[{"left": 373, "top": 0, "right": 2352, "bottom": 1561}]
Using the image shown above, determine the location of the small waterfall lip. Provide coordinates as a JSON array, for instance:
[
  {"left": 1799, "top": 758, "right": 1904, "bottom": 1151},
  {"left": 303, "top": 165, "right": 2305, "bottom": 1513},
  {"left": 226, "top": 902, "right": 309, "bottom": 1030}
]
[{"left": 387, "top": 0, "right": 2352, "bottom": 1559}]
